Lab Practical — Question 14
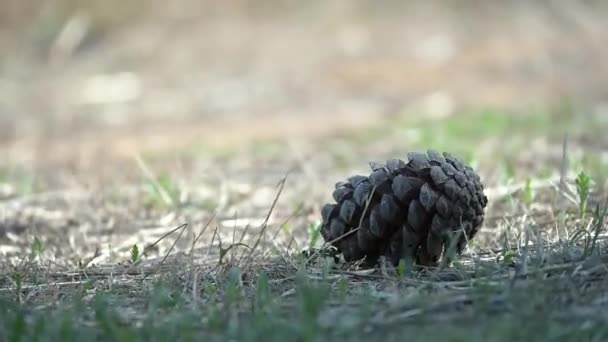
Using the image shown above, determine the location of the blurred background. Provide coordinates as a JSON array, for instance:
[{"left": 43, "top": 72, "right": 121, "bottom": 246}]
[
  {"left": 1, "top": 0, "right": 607, "bottom": 179},
  {"left": 2, "top": 0, "right": 608, "bottom": 264}
]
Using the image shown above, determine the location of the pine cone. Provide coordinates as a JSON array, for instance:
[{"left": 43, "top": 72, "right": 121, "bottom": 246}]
[{"left": 320, "top": 150, "right": 488, "bottom": 268}]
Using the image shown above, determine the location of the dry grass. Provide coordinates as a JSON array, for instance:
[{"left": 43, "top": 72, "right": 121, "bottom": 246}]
[
  {"left": 1, "top": 115, "right": 607, "bottom": 340},
  {"left": 0, "top": 205, "right": 606, "bottom": 340}
]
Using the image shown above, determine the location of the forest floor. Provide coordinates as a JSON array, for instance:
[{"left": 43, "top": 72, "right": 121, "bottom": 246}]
[{"left": 1, "top": 1, "right": 608, "bottom": 340}]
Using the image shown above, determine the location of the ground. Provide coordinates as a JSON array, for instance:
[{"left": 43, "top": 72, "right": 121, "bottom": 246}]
[{"left": 0, "top": 1, "right": 608, "bottom": 341}]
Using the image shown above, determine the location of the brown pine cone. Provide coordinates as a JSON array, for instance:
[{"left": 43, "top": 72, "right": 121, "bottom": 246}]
[{"left": 320, "top": 150, "right": 488, "bottom": 267}]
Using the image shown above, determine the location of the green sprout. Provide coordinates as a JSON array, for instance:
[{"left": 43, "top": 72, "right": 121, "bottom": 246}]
[
  {"left": 130, "top": 244, "right": 141, "bottom": 264},
  {"left": 523, "top": 177, "right": 535, "bottom": 209},
  {"left": 575, "top": 171, "right": 592, "bottom": 221},
  {"left": 143, "top": 174, "right": 180, "bottom": 209},
  {"left": 29, "top": 237, "right": 46, "bottom": 263},
  {"left": 307, "top": 221, "right": 322, "bottom": 249}
]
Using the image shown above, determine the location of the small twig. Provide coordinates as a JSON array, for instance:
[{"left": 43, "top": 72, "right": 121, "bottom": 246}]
[
  {"left": 142, "top": 222, "right": 188, "bottom": 258},
  {"left": 242, "top": 174, "right": 288, "bottom": 271},
  {"left": 80, "top": 246, "right": 101, "bottom": 268},
  {"left": 144, "top": 223, "right": 189, "bottom": 280},
  {"left": 189, "top": 212, "right": 217, "bottom": 256},
  {"left": 262, "top": 203, "right": 304, "bottom": 260},
  {"left": 235, "top": 222, "right": 252, "bottom": 265},
  {"left": 207, "top": 225, "right": 219, "bottom": 260},
  {"left": 0, "top": 280, "right": 88, "bottom": 292},
  {"left": 231, "top": 211, "right": 238, "bottom": 262},
  {"left": 558, "top": 133, "right": 569, "bottom": 236}
]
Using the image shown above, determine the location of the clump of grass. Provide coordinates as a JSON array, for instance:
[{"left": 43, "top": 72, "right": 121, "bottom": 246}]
[
  {"left": 143, "top": 173, "right": 181, "bottom": 209},
  {"left": 135, "top": 154, "right": 181, "bottom": 209}
]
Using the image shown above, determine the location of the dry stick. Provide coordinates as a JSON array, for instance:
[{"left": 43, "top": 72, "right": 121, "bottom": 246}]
[
  {"left": 143, "top": 223, "right": 189, "bottom": 280},
  {"left": 159, "top": 223, "right": 188, "bottom": 265},
  {"left": 262, "top": 203, "right": 305, "bottom": 260},
  {"left": 188, "top": 212, "right": 217, "bottom": 256},
  {"left": 46, "top": 268, "right": 160, "bottom": 278},
  {"left": 215, "top": 227, "right": 253, "bottom": 266},
  {"left": 332, "top": 270, "right": 397, "bottom": 281},
  {"left": 188, "top": 212, "right": 217, "bottom": 282},
  {"left": 142, "top": 222, "right": 189, "bottom": 258},
  {"left": 9, "top": 236, "right": 192, "bottom": 288},
  {"left": 232, "top": 170, "right": 297, "bottom": 267},
  {"left": 241, "top": 175, "right": 288, "bottom": 272},
  {"left": 81, "top": 246, "right": 101, "bottom": 268},
  {"left": 234, "top": 220, "right": 257, "bottom": 265},
  {"left": 0, "top": 280, "right": 89, "bottom": 292},
  {"left": 235, "top": 224, "right": 252, "bottom": 264},
  {"left": 279, "top": 205, "right": 306, "bottom": 254},
  {"left": 207, "top": 225, "right": 218, "bottom": 260},
  {"left": 214, "top": 225, "right": 223, "bottom": 263},
  {"left": 587, "top": 201, "right": 608, "bottom": 257},
  {"left": 231, "top": 211, "right": 238, "bottom": 263},
  {"left": 285, "top": 234, "right": 298, "bottom": 253},
  {"left": 262, "top": 231, "right": 293, "bottom": 266},
  {"left": 271, "top": 203, "right": 305, "bottom": 243},
  {"left": 558, "top": 134, "right": 569, "bottom": 239}
]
